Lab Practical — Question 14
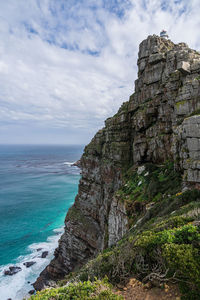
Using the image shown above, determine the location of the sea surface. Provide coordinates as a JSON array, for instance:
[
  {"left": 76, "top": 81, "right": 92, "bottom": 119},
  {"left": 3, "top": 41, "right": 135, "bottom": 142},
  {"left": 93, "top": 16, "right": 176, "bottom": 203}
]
[{"left": 0, "top": 144, "right": 83, "bottom": 300}]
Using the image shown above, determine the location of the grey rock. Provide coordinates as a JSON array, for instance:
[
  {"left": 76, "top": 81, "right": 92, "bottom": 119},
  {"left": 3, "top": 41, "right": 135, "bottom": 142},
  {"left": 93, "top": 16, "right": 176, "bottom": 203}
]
[
  {"left": 72, "top": 160, "right": 81, "bottom": 167},
  {"left": 149, "top": 53, "right": 166, "bottom": 65},
  {"left": 172, "top": 115, "right": 200, "bottom": 184},
  {"left": 177, "top": 61, "right": 191, "bottom": 74},
  {"left": 108, "top": 196, "right": 128, "bottom": 247},
  {"left": 23, "top": 261, "right": 36, "bottom": 268},
  {"left": 28, "top": 290, "right": 35, "bottom": 295},
  {"left": 4, "top": 266, "right": 22, "bottom": 276},
  {"left": 41, "top": 251, "right": 48, "bottom": 258}
]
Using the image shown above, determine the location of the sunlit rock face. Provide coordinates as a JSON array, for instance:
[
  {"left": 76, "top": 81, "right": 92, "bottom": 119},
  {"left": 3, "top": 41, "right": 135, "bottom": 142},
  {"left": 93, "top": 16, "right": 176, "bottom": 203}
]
[{"left": 34, "top": 35, "right": 200, "bottom": 290}]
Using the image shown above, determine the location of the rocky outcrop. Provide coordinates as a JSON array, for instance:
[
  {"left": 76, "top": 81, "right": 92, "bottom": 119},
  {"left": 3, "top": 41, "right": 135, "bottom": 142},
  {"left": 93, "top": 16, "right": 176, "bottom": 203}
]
[
  {"left": 4, "top": 266, "right": 22, "bottom": 276},
  {"left": 173, "top": 115, "right": 200, "bottom": 187},
  {"left": 34, "top": 35, "right": 200, "bottom": 290},
  {"left": 23, "top": 261, "right": 36, "bottom": 268}
]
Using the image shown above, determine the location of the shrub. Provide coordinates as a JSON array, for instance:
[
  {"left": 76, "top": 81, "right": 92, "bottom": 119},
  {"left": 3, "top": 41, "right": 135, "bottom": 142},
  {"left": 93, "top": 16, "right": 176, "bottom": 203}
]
[
  {"left": 162, "top": 243, "right": 200, "bottom": 284},
  {"left": 30, "top": 278, "right": 123, "bottom": 300},
  {"left": 179, "top": 189, "right": 200, "bottom": 204}
]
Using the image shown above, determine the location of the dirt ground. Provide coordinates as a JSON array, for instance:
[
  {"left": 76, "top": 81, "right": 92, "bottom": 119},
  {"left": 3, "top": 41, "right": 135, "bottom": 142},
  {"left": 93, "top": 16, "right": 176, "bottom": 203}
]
[{"left": 115, "top": 278, "right": 181, "bottom": 300}]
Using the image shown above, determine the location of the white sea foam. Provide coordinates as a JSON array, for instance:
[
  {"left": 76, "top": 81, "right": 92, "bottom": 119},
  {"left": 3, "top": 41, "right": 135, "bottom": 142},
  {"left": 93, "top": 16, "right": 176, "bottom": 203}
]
[
  {"left": 63, "top": 161, "right": 75, "bottom": 166},
  {"left": 0, "top": 227, "right": 64, "bottom": 300},
  {"left": 53, "top": 227, "right": 64, "bottom": 234}
]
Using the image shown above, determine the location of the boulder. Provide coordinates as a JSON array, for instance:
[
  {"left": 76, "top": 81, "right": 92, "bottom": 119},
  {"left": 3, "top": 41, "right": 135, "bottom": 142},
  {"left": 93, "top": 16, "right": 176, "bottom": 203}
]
[
  {"left": 177, "top": 61, "right": 190, "bottom": 74},
  {"left": 41, "top": 251, "right": 48, "bottom": 258},
  {"left": 4, "top": 266, "right": 22, "bottom": 276},
  {"left": 28, "top": 290, "right": 35, "bottom": 295},
  {"left": 23, "top": 261, "right": 36, "bottom": 268},
  {"left": 36, "top": 248, "right": 42, "bottom": 252},
  {"left": 72, "top": 160, "right": 81, "bottom": 167}
]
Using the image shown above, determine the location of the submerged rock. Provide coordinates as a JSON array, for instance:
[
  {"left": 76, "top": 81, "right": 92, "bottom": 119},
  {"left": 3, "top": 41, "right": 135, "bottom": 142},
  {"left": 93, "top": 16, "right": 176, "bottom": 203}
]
[
  {"left": 23, "top": 261, "right": 36, "bottom": 268},
  {"left": 72, "top": 160, "right": 81, "bottom": 167},
  {"left": 28, "top": 290, "right": 35, "bottom": 295},
  {"left": 36, "top": 248, "right": 42, "bottom": 252},
  {"left": 41, "top": 251, "right": 48, "bottom": 258},
  {"left": 4, "top": 266, "right": 22, "bottom": 276}
]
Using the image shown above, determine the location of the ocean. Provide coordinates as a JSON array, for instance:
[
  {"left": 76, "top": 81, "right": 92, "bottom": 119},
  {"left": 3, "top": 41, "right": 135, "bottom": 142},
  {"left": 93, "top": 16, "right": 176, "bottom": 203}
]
[{"left": 0, "top": 144, "right": 83, "bottom": 300}]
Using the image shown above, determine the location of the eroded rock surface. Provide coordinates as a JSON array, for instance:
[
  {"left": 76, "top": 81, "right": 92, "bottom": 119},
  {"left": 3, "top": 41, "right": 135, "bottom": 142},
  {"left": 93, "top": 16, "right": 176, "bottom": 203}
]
[
  {"left": 34, "top": 35, "right": 200, "bottom": 290},
  {"left": 173, "top": 115, "right": 200, "bottom": 187}
]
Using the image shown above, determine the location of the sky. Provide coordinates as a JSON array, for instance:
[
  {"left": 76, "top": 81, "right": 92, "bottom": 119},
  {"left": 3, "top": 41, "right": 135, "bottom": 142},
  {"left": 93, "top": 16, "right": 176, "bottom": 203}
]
[{"left": 0, "top": 0, "right": 200, "bottom": 145}]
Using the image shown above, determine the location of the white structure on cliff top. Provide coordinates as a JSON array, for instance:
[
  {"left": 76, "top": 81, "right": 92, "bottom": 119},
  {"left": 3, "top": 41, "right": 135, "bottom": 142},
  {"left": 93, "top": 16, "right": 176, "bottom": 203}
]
[{"left": 160, "top": 30, "right": 169, "bottom": 39}]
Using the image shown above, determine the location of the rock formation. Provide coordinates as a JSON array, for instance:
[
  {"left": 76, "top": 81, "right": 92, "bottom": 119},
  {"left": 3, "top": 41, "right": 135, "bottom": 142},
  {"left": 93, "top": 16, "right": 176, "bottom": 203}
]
[{"left": 34, "top": 35, "right": 200, "bottom": 290}]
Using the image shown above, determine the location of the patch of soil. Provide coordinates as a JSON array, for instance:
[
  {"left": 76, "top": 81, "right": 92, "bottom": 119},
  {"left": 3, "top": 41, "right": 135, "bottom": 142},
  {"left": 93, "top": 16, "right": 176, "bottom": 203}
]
[{"left": 116, "top": 278, "right": 181, "bottom": 300}]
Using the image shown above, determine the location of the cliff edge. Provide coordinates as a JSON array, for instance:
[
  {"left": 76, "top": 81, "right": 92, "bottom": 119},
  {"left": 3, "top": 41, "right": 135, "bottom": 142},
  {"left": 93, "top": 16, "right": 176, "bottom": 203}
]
[{"left": 34, "top": 35, "right": 200, "bottom": 292}]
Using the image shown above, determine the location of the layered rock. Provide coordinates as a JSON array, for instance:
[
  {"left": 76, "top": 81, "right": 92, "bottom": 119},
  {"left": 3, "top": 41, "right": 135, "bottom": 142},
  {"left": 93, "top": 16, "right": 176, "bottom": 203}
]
[
  {"left": 173, "top": 115, "right": 200, "bottom": 187},
  {"left": 34, "top": 35, "right": 200, "bottom": 290}
]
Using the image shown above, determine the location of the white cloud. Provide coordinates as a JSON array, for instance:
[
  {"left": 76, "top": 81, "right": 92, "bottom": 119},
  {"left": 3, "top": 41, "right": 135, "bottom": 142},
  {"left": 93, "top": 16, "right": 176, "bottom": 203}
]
[{"left": 0, "top": 0, "right": 199, "bottom": 144}]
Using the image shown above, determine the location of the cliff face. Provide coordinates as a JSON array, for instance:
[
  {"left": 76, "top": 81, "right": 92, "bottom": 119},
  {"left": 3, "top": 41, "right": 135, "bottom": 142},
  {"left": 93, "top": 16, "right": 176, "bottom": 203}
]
[{"left": 34, "top": 35, "right": 200, "bottom": 290}]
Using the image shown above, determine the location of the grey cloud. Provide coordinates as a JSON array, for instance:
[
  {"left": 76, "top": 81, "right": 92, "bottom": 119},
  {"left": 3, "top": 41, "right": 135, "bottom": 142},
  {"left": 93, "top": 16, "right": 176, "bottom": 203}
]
[{"left": 0, "top": 0, "right": 199, "bottom": 144}]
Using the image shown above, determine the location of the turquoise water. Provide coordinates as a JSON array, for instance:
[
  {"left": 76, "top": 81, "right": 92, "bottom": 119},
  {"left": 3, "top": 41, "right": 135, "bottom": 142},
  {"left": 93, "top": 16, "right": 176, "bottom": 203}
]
[{"left": 0, "top": 145, "right": 83, "bottom": 299}]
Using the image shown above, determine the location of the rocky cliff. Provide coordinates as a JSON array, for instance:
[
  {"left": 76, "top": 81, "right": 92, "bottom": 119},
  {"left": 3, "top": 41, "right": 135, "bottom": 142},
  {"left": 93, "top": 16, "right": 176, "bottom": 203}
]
[{"left": 34, "top": 35, "right": 200, "bottom": 291}]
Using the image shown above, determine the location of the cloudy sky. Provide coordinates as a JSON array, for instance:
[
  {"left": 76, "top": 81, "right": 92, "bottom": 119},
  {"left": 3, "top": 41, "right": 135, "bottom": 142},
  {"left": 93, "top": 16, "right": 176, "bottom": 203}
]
[{"left": 0, "top": 0, "right": 200, "bottom": 145}]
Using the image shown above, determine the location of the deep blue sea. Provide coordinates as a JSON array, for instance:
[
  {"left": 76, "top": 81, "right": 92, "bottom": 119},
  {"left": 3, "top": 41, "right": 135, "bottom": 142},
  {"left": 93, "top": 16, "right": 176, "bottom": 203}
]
[{"left": 0, "top": 145, "right": 83, "bottom": 300}]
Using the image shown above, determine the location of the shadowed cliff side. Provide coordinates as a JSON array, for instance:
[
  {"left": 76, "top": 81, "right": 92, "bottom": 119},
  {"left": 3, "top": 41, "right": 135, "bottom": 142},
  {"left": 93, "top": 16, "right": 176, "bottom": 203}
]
[{"left": 34, "top": 35, "right": 200, "bottom": 290}]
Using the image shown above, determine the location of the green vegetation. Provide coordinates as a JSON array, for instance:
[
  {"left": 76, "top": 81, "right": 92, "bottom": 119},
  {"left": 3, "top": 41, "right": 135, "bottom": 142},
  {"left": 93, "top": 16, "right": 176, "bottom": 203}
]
[
  {"left": 117, "top": 101, "right": 129, "bottom": 114},
  {"left": 175, "top": 100, "right": 187, "bottom": 109},
  {"left": 30, "top": 278, "right": 123, "bottom": 300},
  {"left": 169, "top": 70, "right": 180, "bottom": 81},
  {"left": 188, "top": 108, "right": 200, "bottom": 117},
  {"left": 116, "top": 162, "right": 182, "bottom": 227},
  {"left": 118, "top": 161, "right": 182, "bottom": 202},
  {"left": 71, "top": 163, "right": 200, "bottom": 299},
  {"left": 31, "top": 162, "right": 200, "bottom": 299}
]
